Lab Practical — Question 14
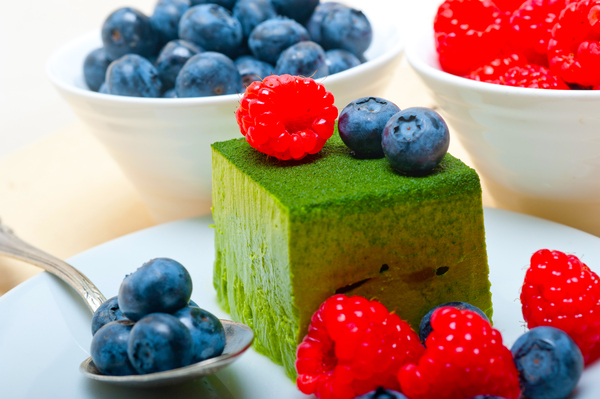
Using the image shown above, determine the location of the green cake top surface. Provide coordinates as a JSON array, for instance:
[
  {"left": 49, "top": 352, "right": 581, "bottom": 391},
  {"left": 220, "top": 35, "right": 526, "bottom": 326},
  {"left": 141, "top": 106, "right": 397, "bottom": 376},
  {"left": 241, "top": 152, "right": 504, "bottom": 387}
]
[{"left": 212, "top": 132, "right": 481, "bottom": 218}]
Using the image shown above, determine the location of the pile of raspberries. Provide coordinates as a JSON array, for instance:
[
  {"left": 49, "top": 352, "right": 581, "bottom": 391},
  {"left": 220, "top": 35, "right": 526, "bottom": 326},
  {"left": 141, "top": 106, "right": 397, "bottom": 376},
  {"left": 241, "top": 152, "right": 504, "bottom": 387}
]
[{"left": 434, "top": 0, "right": 600, "bottom": 89}]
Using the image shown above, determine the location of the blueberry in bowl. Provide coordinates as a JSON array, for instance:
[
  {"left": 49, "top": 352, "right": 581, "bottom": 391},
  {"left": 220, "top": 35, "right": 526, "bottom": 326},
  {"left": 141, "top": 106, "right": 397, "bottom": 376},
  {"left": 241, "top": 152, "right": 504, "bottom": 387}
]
[
  {"left": 248, "top": 17, "right": 310, "bottom": 64},
  {"left": 235, "top": 55, "right": 274, "bottom": 87},
  {"left": 150, "top": 0, "right": 191, "bottom": 48},
  {"left": 83, "top": 48, "right": 112, "bottom": 92},
  {"left": 232, "top": 0, "right": 278, "bottom": 40},
  {"left": 321, "top": 6, "right": 373, "bottom": 58},
  {"left": 274, "top": 41, "right": 328, "bottom": 79},
  {"left": 306, "top": 2, "right": 346, "bottom": 44},
  {"left": 176, "top": 52, "right": 243, "bottom": 97},
  {"left": 105, "top": 54, "right": 163, "bottom": 98},
  {"left": 325, "top": 49, "right": 361, "bottom": 75},
  {"left": 101, "top": 7, "right": 158, "bottom": 60},
  {"left": 270, "top": 0, "right": 319, "bottom": 24},
  {"left": 190, "top": 0, "right": 237, "bottom": 11},
  {"left": 155, "top": 39, "right": 203, "bottom": 91}
]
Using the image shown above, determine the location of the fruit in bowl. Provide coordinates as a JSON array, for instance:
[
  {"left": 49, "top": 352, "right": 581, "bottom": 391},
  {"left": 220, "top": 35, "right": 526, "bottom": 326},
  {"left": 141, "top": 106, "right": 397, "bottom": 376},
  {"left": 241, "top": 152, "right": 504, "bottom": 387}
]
[{"left": 83, "top": 0, "right": 378, "bottom": 98}]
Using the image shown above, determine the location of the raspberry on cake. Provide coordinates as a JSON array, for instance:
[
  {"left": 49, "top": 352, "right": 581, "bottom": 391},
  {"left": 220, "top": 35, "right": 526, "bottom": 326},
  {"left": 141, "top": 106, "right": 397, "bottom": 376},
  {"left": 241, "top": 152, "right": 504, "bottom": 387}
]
[{"left": 211, "top": 130, "right": 493, "bottom": 379}]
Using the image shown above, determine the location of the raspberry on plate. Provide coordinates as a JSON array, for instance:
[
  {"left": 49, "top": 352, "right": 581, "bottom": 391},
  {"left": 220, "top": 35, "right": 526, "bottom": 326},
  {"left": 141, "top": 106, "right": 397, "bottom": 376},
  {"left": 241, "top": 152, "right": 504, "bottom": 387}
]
[
  {"left": 295, "top": 295, "right": 424, "bottom": 399},
  {"left": 466, "top": 53, "right": 526, "bottom": 83},
  {"left": 548, "top": 0, "right": 600, "bottom": 86},
  {"left": 434, "top": 0, "right": 508, "bottom": 75},
  {"left": 398, "top": 307, "right": 521, "bottom": 399},
  {"left": 521, "top": 249, "right": 600, "bottom": 365},
  {"left": 501, "top": 63, "right": 570, "bottom": 88},
  {"left": 235, "top": 75, "right": 338, "bottom": 161},
  {"left": 508, "top": 0, "right": 573, "bottom": 66}
]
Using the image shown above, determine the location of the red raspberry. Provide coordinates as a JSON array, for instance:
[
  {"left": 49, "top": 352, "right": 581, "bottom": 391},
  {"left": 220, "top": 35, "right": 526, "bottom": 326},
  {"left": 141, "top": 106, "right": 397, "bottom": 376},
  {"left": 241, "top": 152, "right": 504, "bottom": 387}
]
[
  {"left": 466, "top": 53, "right": 527, "bottom": 83},
  {"left": 500, "top": 63, "right": 570, "bottom": 88},
  {"left": 434, "top": 0, "right": 508, "bottom": 75},
  {"left": 521, "top": 249, "right": 600, "bottom": 365},
  {"left": 296, "top": 295, "right": 424, "bottom": 399},
  {"left": 508, "top": 0, "right": 574, "bottom": 66},
  {"left": 235, "top": 75, "right": 338, "bottom": 161},
  {"left": 548, "top": 0, "right": 600, "bottom": 86},
  {"left": 398, "top": 307, "right": 521, "bottom": 399},
  {"left": 494, "top": 0, "right": 528, "bottom": 12}
]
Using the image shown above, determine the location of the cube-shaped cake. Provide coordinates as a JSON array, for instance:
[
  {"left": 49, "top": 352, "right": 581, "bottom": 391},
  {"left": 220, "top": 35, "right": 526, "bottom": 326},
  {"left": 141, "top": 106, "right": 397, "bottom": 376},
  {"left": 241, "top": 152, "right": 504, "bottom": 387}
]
[{"left": 211, "top": 134, "right": 492, "bottom": 379}]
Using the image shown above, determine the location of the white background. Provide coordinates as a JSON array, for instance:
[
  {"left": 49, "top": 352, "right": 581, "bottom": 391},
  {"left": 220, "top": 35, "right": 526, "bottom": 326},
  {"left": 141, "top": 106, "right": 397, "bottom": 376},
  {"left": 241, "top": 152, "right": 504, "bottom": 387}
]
[{"left": 0, "top": 0, "right": 440, "bottom": 159}]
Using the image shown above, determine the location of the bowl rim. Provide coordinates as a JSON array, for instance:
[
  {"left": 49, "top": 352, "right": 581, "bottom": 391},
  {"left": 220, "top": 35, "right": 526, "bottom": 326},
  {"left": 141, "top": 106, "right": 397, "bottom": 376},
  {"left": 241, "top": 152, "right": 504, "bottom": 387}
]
[
  {"left": 405, "top": 27, "right": 600, "bottom": 99},
  {"left": 47, "top": 26, "right": 405, "bottom": 106}
]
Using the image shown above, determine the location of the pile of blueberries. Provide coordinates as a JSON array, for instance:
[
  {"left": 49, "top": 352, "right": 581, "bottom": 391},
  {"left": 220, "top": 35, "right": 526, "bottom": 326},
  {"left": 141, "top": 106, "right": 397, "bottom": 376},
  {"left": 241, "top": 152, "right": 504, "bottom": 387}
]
[
  {"left": 90, "top": 258, "right": 226, "bottom": 376},
  {"left": 338, "top": 97, "right": 450, "bottom": 176},
  {"left": 84, "top": 0, "right": 372, "bottom": 98}
]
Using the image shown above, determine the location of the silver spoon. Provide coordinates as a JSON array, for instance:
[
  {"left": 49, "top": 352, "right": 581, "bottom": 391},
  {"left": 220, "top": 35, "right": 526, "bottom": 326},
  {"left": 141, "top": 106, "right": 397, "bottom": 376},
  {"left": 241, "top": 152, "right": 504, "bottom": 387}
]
[{"left": 0, "top": 220, "right": 254, "bottom": 388}]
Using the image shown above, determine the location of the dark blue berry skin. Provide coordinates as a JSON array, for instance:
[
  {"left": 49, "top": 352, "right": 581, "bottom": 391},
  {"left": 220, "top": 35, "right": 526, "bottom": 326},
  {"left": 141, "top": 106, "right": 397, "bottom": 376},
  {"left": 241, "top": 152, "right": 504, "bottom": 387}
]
[
  {"left": 188, "top": 299, "right": 199, "bottom": 307},
  {"left": 338, "top": 97, "right": 400, "bottom": 159},
  {"left": 275, "top": 41, "right": 328, "bottom": 79},
  {"left": 155, "top": 40, "right": 202, "bottom": 91},
  {"left": 173, "top": 306, "right": 226, "bottom": 363},
  {"left": 101, "top": 7, "right": 158, "bottom": 61},
  {"left": 128, "top": 313, "right": 193, "bottom": 374},
  {"left": 106, "top": 55, "right": 162, "bottom": 98},
  {"left": 83, "top": 48, "right": 111, "bottom": 92},
  {"left": 381, "top": 107, "right": 450, "bottom": 176},
  {"left": 321, "top": 7, "right": 372, "bottom": 58},
  {"left": 511, "top": 326, "right": 583, "bottom": 399},
  {"left": 325, "top": 49, "right": 361, "bottom": 75},
  {"left": 232, "top": 0, "right": 278, "bottom": 39},
  {"left": 118, "top": 258, "right": 193, "bottom": 321},
  {"left": 91, "top": 296, "right": 127, "bottom": 336},
  {"left": 91, "top": 320, "right": 137, "bottom": 376},
  {"left": 305, "top": 2, "right": 345, "bottom": 44},
  {"left": 467, "top": 397, "right": 507, "bottom": 399},
  {"left": 248, "top": 17, "right": 310, "bottom": 64},
  {"left": 354, "top": 387, "right": 408, "bottom": 399},
  {"left": 235, "top": 56, "right": 273, "bottom": 87},
  {"left": 163, "top": 88, "right": 177, "bottom": 98},
  {"left": 176, "top": 52, "right": 242, "bottom": 97},
  {"left": 151, "top": 0, "right": 191, "bottom": 49},
  {"left": 270, "top": 0, "right": 319, "bottom": 24},
  {"left": 190, "top": 0, "right": 237, "bottom": 10},
  {"left": 419, "top": 301, "right": 489, "bottom": 344},
  {"left": 179, "top": 4, "right": 243, "bottom": 58},
  {"left": 99, "top": 82, "right": 109, "bottom": 94}
]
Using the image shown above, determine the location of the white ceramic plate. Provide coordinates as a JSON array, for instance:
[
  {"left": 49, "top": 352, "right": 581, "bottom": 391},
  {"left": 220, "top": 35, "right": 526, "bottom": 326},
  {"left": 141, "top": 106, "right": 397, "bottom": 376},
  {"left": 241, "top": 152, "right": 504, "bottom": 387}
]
[{"left": 2, "top": 208, "right": 600, "bottom": 398}]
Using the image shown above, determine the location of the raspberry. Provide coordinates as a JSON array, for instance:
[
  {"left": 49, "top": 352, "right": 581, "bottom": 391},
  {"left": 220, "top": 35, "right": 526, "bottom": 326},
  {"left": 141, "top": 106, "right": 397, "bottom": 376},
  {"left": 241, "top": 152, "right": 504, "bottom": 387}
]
[
  {"left": 508, "top": 0, "right": 574, "bottom": 66},
  {"left": 521, "top": 249, "right": 600, "bottom": 365},
  {"left": 398, "top": 307, "right": 521, "bottom": 399},
  {"left": 494, "top": 0, "right": 528, "bottom": 11},
  {"left": 235, "top": 74, "right": 338, "bottom": 161},
  {"left": 466, "top": 53, "right": 527, "bottom": 83},
  {"left": 548, "top": 0, "right": 600, "bottom": 86},
  {"left": 296, "top": 295, "right": 424, "bottom": 399},
  {"left": 434, "top": 0, "right": 508, "bottom": 75},
  {"left": 500, "top": 63, "right": 570, "bottom": 88}
]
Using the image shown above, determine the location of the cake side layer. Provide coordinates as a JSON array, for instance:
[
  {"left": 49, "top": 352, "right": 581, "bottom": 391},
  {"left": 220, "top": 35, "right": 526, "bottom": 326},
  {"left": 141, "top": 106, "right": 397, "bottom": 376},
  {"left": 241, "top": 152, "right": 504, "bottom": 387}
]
[{"left": 212, "top": 148, "right": 298, "bottom": 366}]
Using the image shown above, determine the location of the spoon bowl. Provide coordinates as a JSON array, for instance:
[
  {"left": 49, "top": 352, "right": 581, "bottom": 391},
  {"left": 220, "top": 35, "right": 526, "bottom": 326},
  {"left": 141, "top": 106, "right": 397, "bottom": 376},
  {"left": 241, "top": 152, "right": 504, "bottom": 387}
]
[{"left": 0, "top": 220, "right": 254, "bottom": 387}]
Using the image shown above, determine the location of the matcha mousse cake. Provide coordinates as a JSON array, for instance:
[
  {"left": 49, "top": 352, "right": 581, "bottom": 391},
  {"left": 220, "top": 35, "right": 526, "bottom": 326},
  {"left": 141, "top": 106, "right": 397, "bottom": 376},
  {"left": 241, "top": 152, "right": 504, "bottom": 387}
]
[{"left": 211, "top": 133, "right": 492, "bottom": 379}]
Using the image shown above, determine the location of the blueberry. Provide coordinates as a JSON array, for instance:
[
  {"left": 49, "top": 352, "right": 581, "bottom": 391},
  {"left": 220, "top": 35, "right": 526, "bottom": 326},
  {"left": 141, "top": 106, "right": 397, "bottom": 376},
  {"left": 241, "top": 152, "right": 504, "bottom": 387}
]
[
  {"left": 235, "top": 56, "right": 273, "bottom": 87},
  {"left": 163, "top": 88, "right": 177, "bottom": 98},
  {"left": 128, "top": 313, "right": 193, "bottom": 374},
  {"left": 270, "top": 0, "right": 319, "bottom": 24},
  {"left": 467, "top": 397, "right": 508, "bottom": 399},
  {"left": 176, "top": 52, "right": 242, "bottom": 97},
  {"left": 248, "top": 17, "right": 310, "bottom": 64},
  {"left": 190, "top": 0, "right": 237, "bottom": 10},
  {"left": 98, "top": 82, "right": 109, "bottom": 94},
  {"left": 325, "top": 49, "right": 361, "bottom": 75},
  {"left": 106, "top": 55, "right": 162, "bottom": 98},
  {"left": 188, "top": 299, "right": 199, "bottom": 307},
  {"left": 179, "top": 4, "right": 243, "bottom": 58},
  {"left": 173, "top": 306, "right": 226, "bottom": 363},
  {"left": 118, "top": 258, "right": 193, "bottom": 321},
  {"left": 381, "top": 107, "right": 450, "bottom": 176},
  {"left": 338, "top": 97, "right": 400, "bottom": 159},
  {"left": 90, "top": 320, "right": 137, "bottom": 376},
  {"left": 305, "top": 2, "right": 345, "bottom": 44},
  {"left": 511, "top": 326, "right": 583, "bottom": 399},
  {"left": 232, "top": 0, "right": 278, "bottom": 39},
  {"left": 91, "top": 296, "right": 128, "bottom": 336},
  {"left": 354, "top": 387, "right": 408, "bottom": 399},
  {"left": 150, "top": 0, "right": 191, "bottom": 48},
  {"left": 419, "top": 301, "right": 489, "bottom": 344},
  {"left": 155, "top": 40, "right": 202, "bottom": 91},
  {"left": 275, "top": 41, "right": 328, "bottom": 79},
  {"left": 101, "top": 7, "right": 158, "bottom": 60},
  {"left": 83, "top": 48, "right": 111, "bottom": 92},
  {"left": 321, "top": 7, "right": 372, "bottom": 58}
]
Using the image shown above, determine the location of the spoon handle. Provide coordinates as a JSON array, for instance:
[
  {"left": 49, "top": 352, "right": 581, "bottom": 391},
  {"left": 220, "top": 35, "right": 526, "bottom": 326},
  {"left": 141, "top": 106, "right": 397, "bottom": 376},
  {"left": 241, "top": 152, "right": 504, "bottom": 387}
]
[{"left": 0, "top": 221, "right": 105, "bottom": 313}]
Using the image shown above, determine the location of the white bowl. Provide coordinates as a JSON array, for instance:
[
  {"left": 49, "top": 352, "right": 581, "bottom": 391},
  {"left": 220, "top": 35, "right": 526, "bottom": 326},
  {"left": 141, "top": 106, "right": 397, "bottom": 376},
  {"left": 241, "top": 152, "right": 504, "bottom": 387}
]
[
  {"left": 47, "top": 6, "right": 404, "bottom": 223},
  {"left": 406, "top": 29, "right": 600, "bottom": 235}
]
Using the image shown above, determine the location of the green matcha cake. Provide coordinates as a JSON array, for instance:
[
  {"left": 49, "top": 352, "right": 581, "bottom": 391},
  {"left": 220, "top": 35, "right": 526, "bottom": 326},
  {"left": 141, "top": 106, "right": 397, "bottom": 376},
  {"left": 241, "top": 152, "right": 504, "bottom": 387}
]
[{"left": 211, "top": 133, "right": 492, "bottom": 379}]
